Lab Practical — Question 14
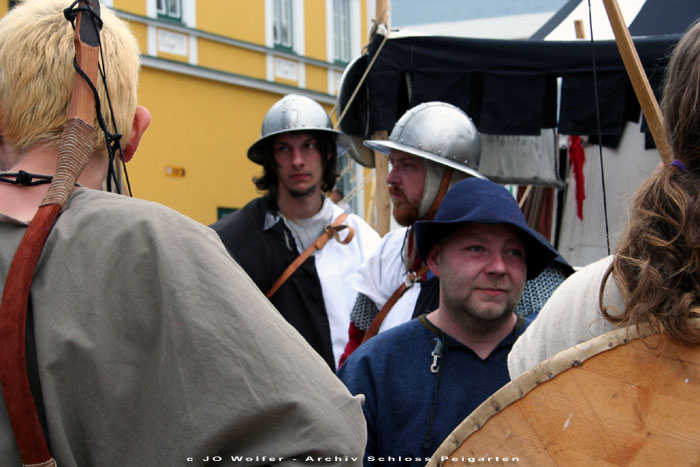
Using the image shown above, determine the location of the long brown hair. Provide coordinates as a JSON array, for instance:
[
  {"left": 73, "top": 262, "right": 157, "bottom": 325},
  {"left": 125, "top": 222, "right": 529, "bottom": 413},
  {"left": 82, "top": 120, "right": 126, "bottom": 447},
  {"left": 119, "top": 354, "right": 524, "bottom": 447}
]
[{"left": 601, "top": 19, "right": 700, "bottom": 345}]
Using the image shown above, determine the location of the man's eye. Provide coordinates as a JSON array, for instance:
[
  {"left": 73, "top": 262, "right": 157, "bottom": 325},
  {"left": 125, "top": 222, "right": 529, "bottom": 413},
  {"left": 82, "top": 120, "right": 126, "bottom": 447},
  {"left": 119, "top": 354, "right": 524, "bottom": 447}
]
[
  {"left": 466, "top": 246, "right": 484, "bottom": 253},
  {"left": 506, "top": 249, "right": 524, "bottom": 258}
]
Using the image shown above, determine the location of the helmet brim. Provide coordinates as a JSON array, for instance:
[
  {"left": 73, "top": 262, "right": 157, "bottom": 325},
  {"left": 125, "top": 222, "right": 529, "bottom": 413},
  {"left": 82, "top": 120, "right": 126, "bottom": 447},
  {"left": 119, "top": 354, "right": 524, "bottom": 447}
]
[
  {"left": 247, "top": 128, "right": 351, "bottom": 165},
  {"left": 364, "top": 139, "right": 485, "bottom": 179}
]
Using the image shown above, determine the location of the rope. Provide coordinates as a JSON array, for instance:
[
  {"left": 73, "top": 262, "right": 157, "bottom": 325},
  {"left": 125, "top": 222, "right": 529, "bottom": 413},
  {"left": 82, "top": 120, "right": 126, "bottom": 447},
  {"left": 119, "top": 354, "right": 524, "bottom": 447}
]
[
  {"left": 40, "top": 118, "right": 93, "bottom": 208},
  {"left": 586, "top": 0, "right": 612, "bottom": 256},
  {"left": 339, "top": 170, "right": 374, "bottom": 207},
  {"left": 332, "top": 24, "right": 390, "bottom": 130}
]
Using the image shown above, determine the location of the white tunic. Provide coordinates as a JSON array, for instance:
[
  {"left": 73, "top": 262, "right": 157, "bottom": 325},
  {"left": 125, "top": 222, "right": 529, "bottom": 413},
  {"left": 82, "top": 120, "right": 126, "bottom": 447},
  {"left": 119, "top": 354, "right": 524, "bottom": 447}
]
[
  {"left": 508, "top": 255, "right": 622, "bottom": 379},
  {"left": 352, "top": 227, "right": 425, "bottom": 333}
]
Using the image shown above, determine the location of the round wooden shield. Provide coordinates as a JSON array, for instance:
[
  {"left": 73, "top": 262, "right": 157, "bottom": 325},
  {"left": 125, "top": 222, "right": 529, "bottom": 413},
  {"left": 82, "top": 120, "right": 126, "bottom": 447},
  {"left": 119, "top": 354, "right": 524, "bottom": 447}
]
[{"left": 428, "top": 320, "right": 700, "bottom": 466}]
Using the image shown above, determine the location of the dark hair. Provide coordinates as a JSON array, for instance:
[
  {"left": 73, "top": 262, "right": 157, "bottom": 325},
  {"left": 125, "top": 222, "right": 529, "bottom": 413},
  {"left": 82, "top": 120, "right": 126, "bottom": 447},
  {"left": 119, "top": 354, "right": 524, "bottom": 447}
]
[
  {"left": 600, "top": 19, "right": 700, "bottom": 345},
  {"left": 252, "top": 130, "right": 338, "bottom": 194},
  {"left": 660, "top": 19, "right": 700, "bottom": 164}
]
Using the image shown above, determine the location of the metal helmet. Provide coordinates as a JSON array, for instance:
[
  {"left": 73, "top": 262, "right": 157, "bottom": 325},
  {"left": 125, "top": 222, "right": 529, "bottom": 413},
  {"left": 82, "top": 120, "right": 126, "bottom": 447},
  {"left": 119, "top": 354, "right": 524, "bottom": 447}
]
[
  {"left": 247, "top": 94, "right": 351, "bottom": 164},
  {"left": 363, "top": 101, "right": 483, "bottom": 178}
]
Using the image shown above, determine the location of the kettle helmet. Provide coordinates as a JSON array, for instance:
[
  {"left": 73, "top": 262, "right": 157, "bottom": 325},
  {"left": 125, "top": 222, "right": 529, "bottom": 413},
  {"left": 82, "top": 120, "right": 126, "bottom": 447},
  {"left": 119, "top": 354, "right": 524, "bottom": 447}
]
[
  {"left": 364, "top": 102, "right": 483, "bottom": 178},
  {"left": 247, "top": 94, "right": 351, "bottom": 164}
]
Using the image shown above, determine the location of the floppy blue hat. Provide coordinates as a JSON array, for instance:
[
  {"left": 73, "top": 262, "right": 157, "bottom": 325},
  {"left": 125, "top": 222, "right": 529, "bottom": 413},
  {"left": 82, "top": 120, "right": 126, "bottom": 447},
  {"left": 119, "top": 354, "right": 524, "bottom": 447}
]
[{"left": 414, "top": 178, "right": 558, "bottom": 279}]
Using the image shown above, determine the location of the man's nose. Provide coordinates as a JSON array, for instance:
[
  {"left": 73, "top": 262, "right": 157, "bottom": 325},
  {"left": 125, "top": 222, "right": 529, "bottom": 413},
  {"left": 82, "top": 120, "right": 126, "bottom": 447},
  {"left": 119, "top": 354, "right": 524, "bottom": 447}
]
[
  {"left": 291, "top": 147, "right": 305, "bottom": 166},
  {"left": 386, "top": 165, "right": 399, "bottom": 186},
  {"left": 485, "top": 253, "right": 508, "bottom": 275}
]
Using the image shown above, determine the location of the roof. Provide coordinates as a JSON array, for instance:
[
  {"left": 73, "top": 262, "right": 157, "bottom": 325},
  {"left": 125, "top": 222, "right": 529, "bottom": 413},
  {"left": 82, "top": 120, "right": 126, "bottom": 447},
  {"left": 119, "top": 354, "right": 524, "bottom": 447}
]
[{"left": 532, "top": 0, "right": 700, "bottom": 39}]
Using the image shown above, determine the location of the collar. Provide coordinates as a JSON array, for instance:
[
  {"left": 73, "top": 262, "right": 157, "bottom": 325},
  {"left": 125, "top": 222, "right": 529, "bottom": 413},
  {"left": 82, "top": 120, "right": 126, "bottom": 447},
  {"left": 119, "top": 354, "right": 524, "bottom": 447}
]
[
  {"left": 418, "top": 314, "right": 528, "bottom": 350},
  {"left": 263, "top": 210, "right": 281, "bottom": 231}
]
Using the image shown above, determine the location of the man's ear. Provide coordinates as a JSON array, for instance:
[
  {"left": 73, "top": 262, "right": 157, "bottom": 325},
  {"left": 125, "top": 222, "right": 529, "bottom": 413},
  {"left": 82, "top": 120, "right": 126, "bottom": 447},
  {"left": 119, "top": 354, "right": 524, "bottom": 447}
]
[
  {"left": 121, "top": 105, "right": 151, "bottom": 162},
  {"left": 426, "top": 243, "right": 441, "bottom": 278}
]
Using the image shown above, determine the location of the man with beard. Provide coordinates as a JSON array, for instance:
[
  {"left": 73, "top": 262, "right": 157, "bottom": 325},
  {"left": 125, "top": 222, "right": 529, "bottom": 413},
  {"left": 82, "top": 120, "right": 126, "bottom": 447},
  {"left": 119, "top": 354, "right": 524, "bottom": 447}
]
[
  {"left": 212, "top": 94, "right": 380, "bottom": 371},
  {"left": 337, "top": 178, "right": 558, "bottom": 465},
  {"left": 339, "top": 102, "right": 571, "bottom": 365}
]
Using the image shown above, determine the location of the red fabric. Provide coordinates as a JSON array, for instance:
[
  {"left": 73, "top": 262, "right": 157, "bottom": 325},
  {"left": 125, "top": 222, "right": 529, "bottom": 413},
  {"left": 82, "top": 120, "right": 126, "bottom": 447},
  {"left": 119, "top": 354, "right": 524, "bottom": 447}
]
[
  {"left": 338, "top": 322, "right": 365, "bottom": 369},
  {"left": 569, "top": 135, "right": 586, "bottom": 220},
  {"left": 405, "top": 227, "right": 424, "bottom": 274}
]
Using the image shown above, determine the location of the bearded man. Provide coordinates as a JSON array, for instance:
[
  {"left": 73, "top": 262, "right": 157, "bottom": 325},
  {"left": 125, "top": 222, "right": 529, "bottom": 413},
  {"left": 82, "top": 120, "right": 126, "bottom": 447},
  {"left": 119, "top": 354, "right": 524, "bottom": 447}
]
[
  {"left": 339, "top": 102, "right": 571, "bottom": 365},
  {"left": 337, "top": 178, "right": 558, "bottom": 465}
]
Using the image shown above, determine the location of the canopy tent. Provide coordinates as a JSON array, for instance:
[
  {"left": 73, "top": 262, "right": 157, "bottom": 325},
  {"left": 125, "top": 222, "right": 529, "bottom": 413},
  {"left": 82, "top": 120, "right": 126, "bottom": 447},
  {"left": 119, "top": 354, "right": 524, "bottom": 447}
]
[
  {"left": 339, "top": 31, "right": 678, "bottom": 187},
  {"left": 339, "top": 0, "right": 700, "bottom": 265}
]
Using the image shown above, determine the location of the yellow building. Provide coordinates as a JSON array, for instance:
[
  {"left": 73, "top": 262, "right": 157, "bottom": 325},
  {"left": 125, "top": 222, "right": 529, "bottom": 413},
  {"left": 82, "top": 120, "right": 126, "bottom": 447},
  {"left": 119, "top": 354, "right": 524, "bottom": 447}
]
[
  {"left": 123, "top": 0, "right": 377, "bottom": 224},
  {"left": 0, "top": 0, "right": 375, "bottom": 224}
]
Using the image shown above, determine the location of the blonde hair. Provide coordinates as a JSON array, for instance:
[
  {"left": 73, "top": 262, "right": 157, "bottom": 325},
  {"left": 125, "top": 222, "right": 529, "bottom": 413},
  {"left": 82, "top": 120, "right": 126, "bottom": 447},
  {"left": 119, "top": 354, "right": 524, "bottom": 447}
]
[{"left": 0, "top": 0, "right": 140, "bottom": 159}]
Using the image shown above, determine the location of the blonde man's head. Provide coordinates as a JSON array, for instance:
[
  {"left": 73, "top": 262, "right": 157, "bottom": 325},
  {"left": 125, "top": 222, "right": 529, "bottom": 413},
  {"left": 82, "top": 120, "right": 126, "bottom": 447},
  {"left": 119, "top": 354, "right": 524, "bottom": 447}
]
[{"left": 0, "top": 0, "right": 140, "bottom": 160}]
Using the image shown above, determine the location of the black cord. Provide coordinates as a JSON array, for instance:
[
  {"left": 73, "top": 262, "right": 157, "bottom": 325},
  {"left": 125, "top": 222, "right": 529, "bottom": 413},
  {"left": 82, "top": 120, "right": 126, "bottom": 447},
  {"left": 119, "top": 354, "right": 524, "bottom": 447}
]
[
  {"left": 0, "top": 171, "right": 52, "bottom": 186},
  {"left": 0, "top": 171, "right": 80, "bottom": 187},
  {"left": 587, "top": 0, "right": 611, "bottom": 256},
  {"left": 64, "top": 1, "right": 132, "bottom": 197}
]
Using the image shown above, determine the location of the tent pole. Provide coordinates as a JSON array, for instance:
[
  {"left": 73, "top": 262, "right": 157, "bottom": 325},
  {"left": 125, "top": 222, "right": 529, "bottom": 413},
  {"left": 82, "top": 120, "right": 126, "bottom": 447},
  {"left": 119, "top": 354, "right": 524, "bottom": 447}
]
[{"left": 372, "top": 0, "right": 392, "bottom": 236}]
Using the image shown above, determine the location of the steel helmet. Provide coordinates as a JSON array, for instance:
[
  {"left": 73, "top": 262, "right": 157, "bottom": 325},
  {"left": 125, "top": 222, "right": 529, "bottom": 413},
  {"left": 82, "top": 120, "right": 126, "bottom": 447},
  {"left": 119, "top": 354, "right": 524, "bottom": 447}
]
[
  {"left": 364, "top": 102, "right": 483, "bottom": 178},
  {"left": 247, "top": 94, "right": 351, "bottom": 164}
]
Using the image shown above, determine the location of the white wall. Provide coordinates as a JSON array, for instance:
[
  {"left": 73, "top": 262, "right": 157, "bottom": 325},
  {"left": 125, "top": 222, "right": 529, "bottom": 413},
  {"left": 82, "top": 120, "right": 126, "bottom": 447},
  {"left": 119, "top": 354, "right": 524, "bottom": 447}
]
[{"left": 557, "top": 121, "right": 660, "bottom": 267}]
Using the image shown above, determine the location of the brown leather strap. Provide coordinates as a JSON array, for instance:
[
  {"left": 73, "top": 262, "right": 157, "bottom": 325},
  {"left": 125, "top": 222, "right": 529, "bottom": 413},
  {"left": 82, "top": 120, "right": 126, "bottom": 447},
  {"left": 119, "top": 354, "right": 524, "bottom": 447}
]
[
  {"left": 362, "top": 264, "right": 430, "bottom": 343},
  {"left": 266, "top": 213, "right": 354, "bottom": 298},
  {"left": 0, "top": 205, "right": 59, "bottom": 465},
  {"left": 422, "top": 167, "right": 453, "bottom": 221}
]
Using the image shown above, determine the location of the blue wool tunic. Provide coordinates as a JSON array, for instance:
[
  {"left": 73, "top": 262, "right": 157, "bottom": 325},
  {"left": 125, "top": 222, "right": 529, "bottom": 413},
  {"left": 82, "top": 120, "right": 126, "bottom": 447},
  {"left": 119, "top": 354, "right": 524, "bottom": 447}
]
[{"left": 337, "top": 314, "right": 531, "bottom": 466}]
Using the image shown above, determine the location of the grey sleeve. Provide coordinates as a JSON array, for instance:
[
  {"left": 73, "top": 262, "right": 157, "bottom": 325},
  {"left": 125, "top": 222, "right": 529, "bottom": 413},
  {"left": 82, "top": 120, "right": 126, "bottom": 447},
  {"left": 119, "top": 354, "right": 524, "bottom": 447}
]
[{"left": 350, "top": 292, "right": 381, "bottom": 332}]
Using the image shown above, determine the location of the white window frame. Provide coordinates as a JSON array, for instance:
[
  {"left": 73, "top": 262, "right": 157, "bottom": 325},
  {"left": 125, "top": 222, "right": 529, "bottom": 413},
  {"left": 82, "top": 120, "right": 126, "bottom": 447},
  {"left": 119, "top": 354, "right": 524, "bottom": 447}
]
[
  {"left": 333, "top": 0, "right": 351, "bottom": 63},
  {"left": 156, "top": 0, "right": 182, "bottom": 21},
  {"left": 273, "top": 0, "right": 294, "bottom": 49}
]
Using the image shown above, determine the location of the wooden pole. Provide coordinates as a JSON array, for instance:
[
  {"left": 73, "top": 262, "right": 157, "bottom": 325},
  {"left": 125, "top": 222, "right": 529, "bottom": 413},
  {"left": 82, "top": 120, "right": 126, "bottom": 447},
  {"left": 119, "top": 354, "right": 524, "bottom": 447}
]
[
  {"left": 372, "top": 131, "right": 391, "bottom": 235},
  {"left": 375, "top": 0, "right": 390, "bottom": 26},
  {"left": 601, "top": 0, "right": 672, "bottom": 165},
  {"left": 372, "top": 0, "right": 391, "bottom": 236}
]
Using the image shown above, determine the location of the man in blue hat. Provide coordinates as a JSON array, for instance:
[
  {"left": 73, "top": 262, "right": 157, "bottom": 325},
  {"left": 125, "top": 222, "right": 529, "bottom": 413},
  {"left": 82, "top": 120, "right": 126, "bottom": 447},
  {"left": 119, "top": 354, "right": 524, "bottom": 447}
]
[
  {"left": 337, "top": 177, "right": 558, "bottom": 466},
  {"left": 339, "top": 102, "right": 572, "bottom": 365}
]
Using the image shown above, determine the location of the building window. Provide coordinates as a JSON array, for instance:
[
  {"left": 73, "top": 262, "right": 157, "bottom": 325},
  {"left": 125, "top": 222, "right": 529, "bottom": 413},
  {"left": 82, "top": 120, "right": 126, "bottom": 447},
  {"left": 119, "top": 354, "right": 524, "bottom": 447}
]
[
  {"left": 333, "top": 0, "right": 351, "bottom": 64},
  {"left": 217, "top": 207, "right": 237, "bottom": 220},
  {"left": 335, "top": 153, "right": 358, "bottom": 213},
  {"left": 157, "top": 0, "right": 182, "bottom": 21},
  {"left": 273, "top": 0, "right": 294, "bottom": 50}
]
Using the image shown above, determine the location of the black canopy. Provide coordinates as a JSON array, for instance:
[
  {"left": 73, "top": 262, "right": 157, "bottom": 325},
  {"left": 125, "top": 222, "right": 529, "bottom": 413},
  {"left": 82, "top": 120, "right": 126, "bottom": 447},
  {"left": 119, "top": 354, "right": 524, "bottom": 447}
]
[{"left": 339, "top": 32, "right": 679, "bottom": 146}]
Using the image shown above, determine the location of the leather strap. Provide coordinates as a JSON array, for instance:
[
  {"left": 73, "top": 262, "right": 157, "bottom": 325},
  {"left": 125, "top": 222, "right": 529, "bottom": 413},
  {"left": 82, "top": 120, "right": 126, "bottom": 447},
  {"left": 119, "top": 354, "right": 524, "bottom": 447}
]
[
  {"left": 422, "top": 167, "right": 453, "bottom": 221},
  {"left": 266, "top": 213, "right": 354, "bottom": 298},
  {"left": 362, "top": 264, "right": 430, "bottom": 343},
  {"left": 360, "top": 168, "right": 453, "bottom": 343}
]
